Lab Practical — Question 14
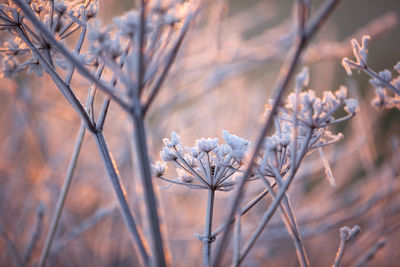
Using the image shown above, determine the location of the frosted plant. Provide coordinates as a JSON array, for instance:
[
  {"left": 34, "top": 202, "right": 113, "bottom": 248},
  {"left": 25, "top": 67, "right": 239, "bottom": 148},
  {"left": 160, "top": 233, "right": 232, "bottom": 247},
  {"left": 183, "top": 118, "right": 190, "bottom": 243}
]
[
  {"left": 256, "top": 68, "right": 359, "bottom": 185},
  {"left": 155, "top": 67, "right": 359, "bottom": 267},
  {"left": 156, "top": 131, "right": 251, "bottom": 191},
  {"left": 342, "top": 35, "right": 400, "bottom": 109},
  {"left": 155, "top": 130, "right": 250, "bottom": 266}
]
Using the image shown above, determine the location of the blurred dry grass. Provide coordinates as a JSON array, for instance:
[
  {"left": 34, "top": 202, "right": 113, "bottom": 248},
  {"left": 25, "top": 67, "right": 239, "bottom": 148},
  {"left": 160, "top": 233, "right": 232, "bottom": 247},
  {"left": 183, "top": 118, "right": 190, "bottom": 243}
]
[{"left": 1, "top": 0, "right": 400, "bottom": 266}]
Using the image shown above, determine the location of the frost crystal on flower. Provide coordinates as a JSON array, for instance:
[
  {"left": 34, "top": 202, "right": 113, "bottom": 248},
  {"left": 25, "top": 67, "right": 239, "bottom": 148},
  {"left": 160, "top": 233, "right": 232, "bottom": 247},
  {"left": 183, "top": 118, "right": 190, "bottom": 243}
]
[
  {"left": 160, "top": 146, "right": 178, "bottom": 162},
  {"left": 196, "top": 138, "right": 219, "bottom": 153},
  {"left": 223, "top": 130, "right": 251, "bottom": 161},
  {"left": 163, "top": 132, "right": 181, "bottom": 147},
  {"left": 152, "top": 161, "right": 167, "bottom": 177},
  {"left": 369, "top": 69, "right": 392, "bottom": 88},
  {"left": 113, "top": 11, "right": 140, "bottom": 38}
]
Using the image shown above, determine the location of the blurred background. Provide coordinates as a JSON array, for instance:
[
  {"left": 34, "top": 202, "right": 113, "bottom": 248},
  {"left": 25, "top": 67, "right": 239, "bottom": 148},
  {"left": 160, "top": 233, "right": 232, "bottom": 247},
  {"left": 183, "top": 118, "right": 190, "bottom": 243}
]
[{"left": 1, "top": 0, "right": 400, "bottom": 266}]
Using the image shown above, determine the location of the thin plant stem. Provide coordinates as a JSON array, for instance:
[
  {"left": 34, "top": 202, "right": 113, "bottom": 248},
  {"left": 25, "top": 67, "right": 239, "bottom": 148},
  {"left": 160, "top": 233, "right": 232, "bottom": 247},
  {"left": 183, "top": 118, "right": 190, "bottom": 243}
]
[
  {"left": 131, "top": 112, "right": 168, "bottom": 267},
  {"left": 23, "top": 203, "right": 44, "bottom": 265},
  {"left": 203, "top": 189, "right": 216, "bottom": 267},
  {"left": 332, "top": 229, "right": 347, "bottom": 267},
  {"left": 261, "top": 174, "right": 310, "bottom": 267},
  {"left": 38, "top": 123, "right": 86, "bottom": 267},
  {"left": 238, "top": 129, "right": 313, "bottom": 264},
  {"left": 232, "top": 214, "right": 241, "bottom": 267},
  {"left": 39, "top": 65, "right": 104, "bottom": 267},
  {"left": 212, "top": 1, "right": 341, "bottom": 264},
  {"left": 94, "top": 131, "right": 150, "bottom": 266},
  {"left": 211, "top": 184, "right": 276, "bottom": 238},
  {"left": 331, "top": 225, "right": 360, "bottom": 267},
  {"left": 129, "top": 1, "right": 168, "bottom": 265}
]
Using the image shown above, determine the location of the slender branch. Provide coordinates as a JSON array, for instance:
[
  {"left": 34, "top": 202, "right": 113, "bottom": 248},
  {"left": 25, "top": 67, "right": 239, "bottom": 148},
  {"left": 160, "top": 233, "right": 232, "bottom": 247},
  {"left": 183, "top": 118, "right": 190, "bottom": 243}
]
[
  {"left": 238, "top": 129, "right": 312, "bottom": 264},
  {"left": 261, "top": 174, "right": 310, "bottom": 267},
  {"left": 131, "top": 112, "right": 168, "bottom": 267},
  {"left": 23, "top": 203, "right": 45, "bottom": 265},
  {"left": 212, "top": 1, "right": 341, "bottom": 264},
  {"left": 94, "top": 131, "right": 150, "bottom": 265},
  {"left": 232, "top": 214, "right": 241, "bottom": 267},
  {"left": 203, "top": 189, "right": 216, "bottom": 267},
  {"left": 38, "top": 123, "right": 87, "bottom": 267},
  {"left": 135, "top": 0, "right": 145, "bottom": 98},
  {"left": 211, "top": 184, "right": 276, "bottom": 239},
  {"left": 332, "top": 226, "right": 361, "bottom": 267}
]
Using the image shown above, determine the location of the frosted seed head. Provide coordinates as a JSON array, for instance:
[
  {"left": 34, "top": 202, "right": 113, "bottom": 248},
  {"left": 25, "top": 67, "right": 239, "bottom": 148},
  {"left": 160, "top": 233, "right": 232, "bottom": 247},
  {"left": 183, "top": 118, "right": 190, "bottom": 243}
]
[
  {"left": 369, "top": 69, "right": 392, "bottom": 88},
  {"left": 163, "top": 132, "right": 181, "bottom": 147},
  {"left": 342, "top": 58, "right": 353, "bottom": 76},
  {"left": 323, "top": 91, "right": 339, "bottom": 107},
  {"left": 295, "top": 66, "right": 310, "bottom": 88},
  {"left": 152, "top": 161, "right": 167, "bottom": 177},
  {"left": 177, "top": 169, "right": 194, "bottom": 183},
  {"left": 394, "top": 61, "right": 400, "bottom": 74},
  {"left": 160, "top": 146, "right": 177, "bottom": 161},
  {"left": 335, "top": 86, "right": 348, "bottom": 101},
  {"left": 222, "top": 130, "right": 251, "bottom": 161},
  {"left": 196, "top": 138, "right": 218, "bottom": 153},
  {"left": 344, "top": 98, "right": 360, "bottom": 114}
]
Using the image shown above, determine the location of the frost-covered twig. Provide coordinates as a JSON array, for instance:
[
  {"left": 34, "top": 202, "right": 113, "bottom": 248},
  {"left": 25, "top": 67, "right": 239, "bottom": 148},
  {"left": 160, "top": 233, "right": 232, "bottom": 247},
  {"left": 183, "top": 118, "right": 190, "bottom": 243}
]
[
  {"left": 261, "top": 175, "right": 310, "bottom": 267},
  {"left": 342, "top": 35, "right": 400, "bottom": 108},
  {"left": 332, "top": 225, "right": 361, "bottom": 267}
]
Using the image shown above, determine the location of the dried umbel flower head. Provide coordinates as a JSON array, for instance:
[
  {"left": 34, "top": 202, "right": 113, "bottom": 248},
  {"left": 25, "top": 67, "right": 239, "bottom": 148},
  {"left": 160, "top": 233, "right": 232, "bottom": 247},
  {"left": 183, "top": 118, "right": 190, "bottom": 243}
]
[
  {"left": 342, "top": 35, "right": 400, "bottom": 109},
  {"left": 155, "top": 131, "right": 251, "bottom": 191},
  {"left": 256, "top": 68, "right": 359, "bottom": 186}
]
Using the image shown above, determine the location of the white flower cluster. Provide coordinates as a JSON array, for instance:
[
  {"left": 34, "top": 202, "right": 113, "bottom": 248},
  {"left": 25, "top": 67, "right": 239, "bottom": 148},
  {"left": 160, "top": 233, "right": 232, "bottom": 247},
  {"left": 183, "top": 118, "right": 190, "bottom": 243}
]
[
  {"left": 153, "top": 131, "right": 251, "bottom": 191},
  {"left": 256, "top": 68, "right": 358, "bottom": 179},
  {"left": 342, "top": 35, "right": 400, "bottom": 109}
]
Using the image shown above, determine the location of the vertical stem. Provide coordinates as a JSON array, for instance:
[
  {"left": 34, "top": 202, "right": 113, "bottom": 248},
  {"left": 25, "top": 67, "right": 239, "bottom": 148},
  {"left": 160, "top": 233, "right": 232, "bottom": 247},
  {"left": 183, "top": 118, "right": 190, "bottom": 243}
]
[
  {"left": 132, "top": 113, "right": 168, "bottom": 267},
  {"left": 232, "top": 214, "right": 241, "bottom": 267},
  {"left": 204, "top": 189, "right": 215, "bottom": 267}
]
